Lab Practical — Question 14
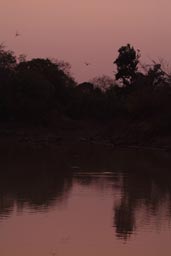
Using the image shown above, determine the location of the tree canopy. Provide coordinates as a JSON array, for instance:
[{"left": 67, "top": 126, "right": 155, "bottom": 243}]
[{"left": 114, "top": 44, "right": 140, "bottom": 86}]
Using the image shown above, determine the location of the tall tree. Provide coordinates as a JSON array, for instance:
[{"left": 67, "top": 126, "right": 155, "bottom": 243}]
[{"left": 114, "top": 44, "right": 140, "bottom": 86}]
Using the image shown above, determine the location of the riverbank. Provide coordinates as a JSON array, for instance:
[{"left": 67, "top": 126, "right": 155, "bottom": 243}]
[{"left": 0, "top": 118, "right": 171, "bottom": 152}]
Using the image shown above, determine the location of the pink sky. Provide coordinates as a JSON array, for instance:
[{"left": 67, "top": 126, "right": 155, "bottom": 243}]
[{"left": 1, "top": 0, "right": 171, "bottom": 82}]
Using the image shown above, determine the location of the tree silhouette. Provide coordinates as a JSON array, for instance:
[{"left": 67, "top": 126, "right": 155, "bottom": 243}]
[
  {"left": 90, "top": 75, "right": 115, "bottom": 91},
  {"left": 147, "top": 63, "right": 166, "bottom": 86},
  {"left": 12, "top": 71, "right": 55, "bottom": 121},
  {"left": 0, "top": 44, "right": 16, "bottom": 71},
  {"left": 114, "top": 44, "right": 140, "bottom": 86}
]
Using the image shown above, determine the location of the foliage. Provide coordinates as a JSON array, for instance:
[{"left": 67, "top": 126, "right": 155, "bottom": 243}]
[
  {"left": 0, "top": 44, "right": 16, "bottom": 71},
  {"left": 11, "top": 71, "right": 55, "bottom": 121},
  {"left": 0, "top": 42, "right": 171, "bottom": 139},
  {"left": 147, "top": 64, "right": 166, "bottom": 86},
  {"left": 90, "top": 75, "right": 115, "bottom": 91},
  {"left": 114, "top": 44, "right": 140, "bottom": 86}
]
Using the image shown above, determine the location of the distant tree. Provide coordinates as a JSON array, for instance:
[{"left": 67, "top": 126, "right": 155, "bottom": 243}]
[
  {"left": 90, "top": 75, "right": 115, "bottom": 91},
  {"left": 16, "top": 58, "right": 76, "bottom": 105},
  {"left": 18, "top": 54, "right": 27, "bottom": 63},
  {"left": 17, "top": 58, "right": 75, "bottom": 85},
  {"left": 147, "top": 63, "right": 166, "bottom": 86},
  {"left": 114, "top": 44, "right": 140, "bottom": 86},
  {"left": 0, "top": 44, "right": 16, "bottom": 71},
  {"left": 0, "top": 45, "right": 17, "bottom": 120},
  {"left": 51, "top": 59, "right": 72, "bottom": 77}
]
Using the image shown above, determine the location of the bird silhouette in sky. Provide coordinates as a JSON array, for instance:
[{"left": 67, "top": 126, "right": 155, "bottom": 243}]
[
  {"left": 15, "top": 31, "right": 21, "bottom": 37},
  {"left": 84, "top": 62, "right": 91, "bottom": 66}
]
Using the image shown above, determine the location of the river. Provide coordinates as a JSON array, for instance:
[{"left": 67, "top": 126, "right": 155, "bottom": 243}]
[{"left": 0, "top": 145, "right": 171, "bottom": 256}]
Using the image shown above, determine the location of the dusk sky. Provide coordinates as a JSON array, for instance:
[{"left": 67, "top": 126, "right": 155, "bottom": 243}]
[{"left": 1, "top": 0, "right": 171, "bottom": 82}]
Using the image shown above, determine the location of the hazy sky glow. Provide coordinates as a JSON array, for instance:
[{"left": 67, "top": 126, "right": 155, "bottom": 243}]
[{"left": 1, "top": 0, "right": 171, "bottom": 82}]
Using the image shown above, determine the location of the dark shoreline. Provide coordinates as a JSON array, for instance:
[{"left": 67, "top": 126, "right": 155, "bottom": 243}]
[{"left": 0, "top": 119, "right": 170, "bottom": 152}]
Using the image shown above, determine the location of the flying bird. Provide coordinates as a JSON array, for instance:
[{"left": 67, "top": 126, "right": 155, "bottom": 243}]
[
  {"left": 84, "top": 62, "right": 91, "bottom": 66},
  {"left": 15, "top": 31, "right": 21, "bottom": 37}
]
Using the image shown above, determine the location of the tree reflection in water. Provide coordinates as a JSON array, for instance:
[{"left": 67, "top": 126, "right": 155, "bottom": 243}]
[
  {"left": 0, "top": 159, "right": 171, "bottom": 242},
  {"left": 74, "top": 169, "right": 171, "bottom": 240},
  {"left": 0, "top": 168, "right": 73, "bottom": 218},
  {"left": 113, "top": 171, "right": 171, "bottom": 240}
]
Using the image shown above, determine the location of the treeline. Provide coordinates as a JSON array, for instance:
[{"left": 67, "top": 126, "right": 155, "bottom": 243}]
[{"left": 0, "top": 43, "right": 171, "bottom": 133}]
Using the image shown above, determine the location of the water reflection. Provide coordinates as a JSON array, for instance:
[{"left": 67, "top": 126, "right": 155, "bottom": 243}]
[
  {"left": 113, "top": 171, "right": 171, "bottom": 240},
  {"left": 0, "top": 170, "right": 73, "bottom": 219},
  {"left": 0, "top": 147, "right": 171, "bottom": 245},
  {"left": 74, "top": 170, "right": 171, "bottom": 240}
]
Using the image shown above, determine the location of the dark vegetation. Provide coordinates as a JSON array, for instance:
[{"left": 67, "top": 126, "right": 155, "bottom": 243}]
[
  {"left": 0, "top": 43, "right": 171, "bottom": 147},
  {"left": 1, "top": 44, "right": 171, "bottom": 246}
]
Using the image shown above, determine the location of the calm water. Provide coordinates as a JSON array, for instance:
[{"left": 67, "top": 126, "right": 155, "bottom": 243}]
[{"left": 0, "top": 146, "right": 171, "bottom": 256}]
